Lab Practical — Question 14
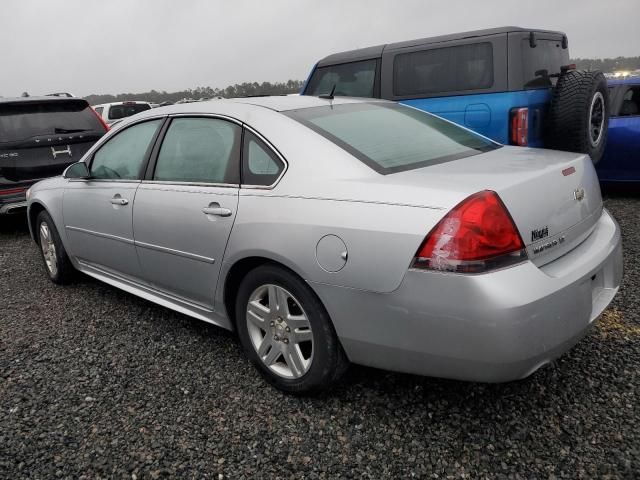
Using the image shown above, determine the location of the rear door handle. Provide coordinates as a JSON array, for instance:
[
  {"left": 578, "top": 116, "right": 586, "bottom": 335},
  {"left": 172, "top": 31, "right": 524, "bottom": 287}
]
[
  {"left": 110, "top": 195, "right": 128, "bottom": 205},
  {"left": 202, "top": 204, "right": 232, "bottom": 217}
]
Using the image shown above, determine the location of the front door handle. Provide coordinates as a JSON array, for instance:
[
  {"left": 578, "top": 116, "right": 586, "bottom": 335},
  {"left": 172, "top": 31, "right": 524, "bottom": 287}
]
[
  {"left": 110, "top": 195, "right": 129, "bottom": 206},
  {"left": 202, "top": 203, "right": 232, "bottom": 217}
]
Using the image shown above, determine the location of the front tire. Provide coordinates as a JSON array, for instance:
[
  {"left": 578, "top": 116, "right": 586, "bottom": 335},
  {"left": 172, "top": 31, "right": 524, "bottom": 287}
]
[
  {"left": 235, "top": 264, "right": 348, "bottom": 394},
  {"left": 36, "top": 210, "right": 75, "bottom": 284}
]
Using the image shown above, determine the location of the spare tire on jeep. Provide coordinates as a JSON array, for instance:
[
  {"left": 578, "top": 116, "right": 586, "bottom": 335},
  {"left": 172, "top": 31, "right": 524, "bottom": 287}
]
[{"left": 545, "top": 70, "right": 609, "bottom": 164}]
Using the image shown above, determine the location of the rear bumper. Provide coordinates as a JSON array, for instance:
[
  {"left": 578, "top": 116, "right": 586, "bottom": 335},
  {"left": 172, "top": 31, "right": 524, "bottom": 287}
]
[
  {"left": 311, "top": 208, "right": 622, "bottom": 382},
  {"left": 0, "top": 200, "right": 27, "bottom": 214}
]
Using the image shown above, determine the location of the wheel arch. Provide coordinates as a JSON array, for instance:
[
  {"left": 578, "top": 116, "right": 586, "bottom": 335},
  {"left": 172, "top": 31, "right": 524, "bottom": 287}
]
[
  {"left": 221, "top": 255, "right": 315, "bottom": 331},
  {"left": 27, "top": 201, "right": 48, "bottom": 244}
]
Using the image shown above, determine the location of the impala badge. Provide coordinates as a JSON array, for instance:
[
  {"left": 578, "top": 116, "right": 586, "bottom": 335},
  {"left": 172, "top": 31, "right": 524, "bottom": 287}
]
[
  {"left": 531, "top": 226, "right": 549, "bottom": 242},
  {"left": 51, "top": 145, "right": 72, "bottom": 159},
  {"left": 573, "top": 188, "right": 585, "bottom": 201}
]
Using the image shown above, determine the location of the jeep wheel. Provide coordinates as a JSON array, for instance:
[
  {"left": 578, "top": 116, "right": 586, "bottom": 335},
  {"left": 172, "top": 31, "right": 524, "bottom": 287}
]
[{"left": 545, "top": 70, "right": 609, "bottom": 164}]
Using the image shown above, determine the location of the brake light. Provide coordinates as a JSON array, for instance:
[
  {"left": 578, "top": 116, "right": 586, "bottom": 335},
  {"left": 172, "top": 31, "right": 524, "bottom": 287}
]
[
  {"left": 413, "top": 191, "right": 527, "bottom": 273},
  {"left": 0, "top": 187, "right": 26, "bottom": 196},
  {"left": 510, "top": 108, "right": 528, "bottom": 146},
  {"left": 91, "top": 107, "right": 110, "bottom": 132}
]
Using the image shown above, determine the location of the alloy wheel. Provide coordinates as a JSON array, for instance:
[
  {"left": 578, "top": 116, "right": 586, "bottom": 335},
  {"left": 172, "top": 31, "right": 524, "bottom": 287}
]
[
  {"left": 39, "top": 222, "right": 58, "bottom": 277},
  {"left": 246, "top": 284, "right": 314, "bottom": 379}
]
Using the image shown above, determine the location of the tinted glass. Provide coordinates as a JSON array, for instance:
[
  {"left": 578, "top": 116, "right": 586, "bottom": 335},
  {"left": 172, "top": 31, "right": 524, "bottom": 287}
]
[
  {"left": 108, "top": 103, "right": 151, "bottom": 120},
  {"left": 618, "top": 87, "right": 640, "bottom": 116},
  {"left": 91, "top": 119, "right": 161, "bottom": 179},
  {"left": 521, "top": 39, "right": 569, "bottom": 89},
  {"left": 0, "top": 100, "right": 105, "bottom": 143},
  {"left": 242, "top": 131, "right": 284, "bottom": 185},
  {"left": 393, "top": 43, "right": 493, "bottom": 96},
  {"left": 286, "top": 103, "right": 498, "bottom": 174},
  {"left": 94, "top": 106, "right": 104, "bottom": 115},
  {"left": 305, "top": 60, "right": 377, "bottom": 97},
  {"left": 154, "top": 118, "right": 240, "bottom": 184}
]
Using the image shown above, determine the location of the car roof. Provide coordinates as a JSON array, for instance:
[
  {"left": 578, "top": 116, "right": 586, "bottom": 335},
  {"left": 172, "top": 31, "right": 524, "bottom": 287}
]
[
  {"left": 132, "top": 95, "right": 388, "bottom": 118},
  {"left": 93, "top": 101, "right": 151, "bottom": 107},
  {"left": 0, "top": 96, "right": 88, "bottom": 105},
  {"left": 317, "top": 26, "right": 566, "bottom": 66}
]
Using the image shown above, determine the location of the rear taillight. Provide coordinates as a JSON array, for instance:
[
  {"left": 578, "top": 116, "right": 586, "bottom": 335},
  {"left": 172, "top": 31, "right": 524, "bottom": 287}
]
[
  {"left": 413, "top": 191, "right": 527, "bottom": 274},
  {"left": 92, "top": 107, "right": 110, "bottom": 132},
  {"left": 510, "top": 107, "right": 528, "bottom": 146},
  {"left": 0, "top": 187, "right": 26, "bottom": 196}
]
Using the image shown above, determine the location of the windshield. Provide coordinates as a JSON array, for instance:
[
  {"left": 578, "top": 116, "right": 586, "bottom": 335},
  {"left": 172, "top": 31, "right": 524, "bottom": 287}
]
[
  {"left": 285, "top": 102, "right": 499, "bottom": 174},
  {"left": 0, "top": 101, "right": 104, "bottom": 143},
  {"left": 108, "top": 103, "right": 151, "bottom": 120}
]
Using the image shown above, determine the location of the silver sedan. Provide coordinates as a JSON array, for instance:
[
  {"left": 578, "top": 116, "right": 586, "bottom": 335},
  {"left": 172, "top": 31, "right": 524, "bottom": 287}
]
[{"left": 26, "top": 96, "right": 622, "bottom": 393}]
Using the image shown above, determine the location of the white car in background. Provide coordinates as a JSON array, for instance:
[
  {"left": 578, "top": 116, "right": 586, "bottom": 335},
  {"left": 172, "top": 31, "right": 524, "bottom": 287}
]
[{"left": 92, "top": 101, "right": 152, "bottom": 126}]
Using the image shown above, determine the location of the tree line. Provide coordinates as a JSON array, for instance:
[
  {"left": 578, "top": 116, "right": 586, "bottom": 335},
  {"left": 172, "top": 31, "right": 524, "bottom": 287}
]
[
  {"left": 84, "top": 80, "right": 304, "bottom": 105},
  {"left": 572, "top": 56, "right": 640, "bottom": 72}
]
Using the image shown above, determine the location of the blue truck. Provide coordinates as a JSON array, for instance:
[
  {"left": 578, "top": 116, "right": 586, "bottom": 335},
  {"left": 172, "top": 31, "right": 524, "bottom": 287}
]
[{"left": 302, "top": 27, "right": 609, "bottom": 163}]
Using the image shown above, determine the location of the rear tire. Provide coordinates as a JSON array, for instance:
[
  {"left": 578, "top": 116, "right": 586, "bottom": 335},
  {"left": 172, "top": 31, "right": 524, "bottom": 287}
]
[
  {"left": 545, "top": 70, "right": 609, "bottom": 164},
  {"left": 235, "top": 264, "right": 348, "bottom": 394},
  {"left": 36, "top": 210, "right": 75, "bottom": 284}
]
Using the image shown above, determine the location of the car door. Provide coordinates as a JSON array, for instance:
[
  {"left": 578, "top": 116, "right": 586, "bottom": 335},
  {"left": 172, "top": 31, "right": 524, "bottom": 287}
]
[
  {"left": 598, "top": 84, "right": 640, "bottom": 181},
  {"left": 132, "top": 116, "right": 241, "bottom": 308},
  {"left": 63, "top": 118, "right": 164, "bottom": 280}
]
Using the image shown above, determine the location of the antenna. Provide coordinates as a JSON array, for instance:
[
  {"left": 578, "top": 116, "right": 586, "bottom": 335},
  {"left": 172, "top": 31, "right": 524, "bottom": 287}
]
[{"left": 319, "top": 84, "right": 336, "bottom": 100}]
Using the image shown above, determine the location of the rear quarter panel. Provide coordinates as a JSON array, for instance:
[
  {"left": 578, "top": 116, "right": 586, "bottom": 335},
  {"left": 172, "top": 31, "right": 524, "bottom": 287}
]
[
  {"left": 400, "top": 89, "right": 551, "bottom": 146},
  {"left": 221, "top": 192, "right": 445, "bottom": 293}
]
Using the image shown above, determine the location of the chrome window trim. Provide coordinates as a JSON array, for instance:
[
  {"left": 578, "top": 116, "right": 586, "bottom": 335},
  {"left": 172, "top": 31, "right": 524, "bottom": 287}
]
[{"left": 139, "top": 180, "right": 239, "bottom": 190}]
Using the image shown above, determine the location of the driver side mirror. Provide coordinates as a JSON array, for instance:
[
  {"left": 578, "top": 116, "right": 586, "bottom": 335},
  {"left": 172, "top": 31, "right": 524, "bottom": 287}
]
[{"left": 64, "top": 161, "right": 90, "bottom": 179}]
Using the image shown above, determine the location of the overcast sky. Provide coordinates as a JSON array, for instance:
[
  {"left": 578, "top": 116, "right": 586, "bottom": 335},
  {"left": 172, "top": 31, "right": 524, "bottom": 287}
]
[{"left": 2, "top": 0, "right": 639, "bottom": 97}]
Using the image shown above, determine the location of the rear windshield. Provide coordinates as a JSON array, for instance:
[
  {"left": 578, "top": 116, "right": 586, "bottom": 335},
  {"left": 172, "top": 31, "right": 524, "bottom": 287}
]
[
  {"left": 0, "top": 101, "right": 104, "bottom": 143},
  {"left": 521, "top": 38, "right": 570, "bottom": 89},
  {"left": 108, "top": 103, "right": 151, "bottom": 120},
  {"left": 285, "top": 102, "right": 499, "bottom": 174},
  {"left": 305, "top": 60, "right": 377, "bottom": 97}
]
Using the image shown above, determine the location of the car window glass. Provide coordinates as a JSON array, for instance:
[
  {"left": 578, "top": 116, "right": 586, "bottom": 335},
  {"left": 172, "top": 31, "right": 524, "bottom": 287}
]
[
  {"left": 108, "top": 103, "right": 151, "bottom": 120},
  {"left": 242, "top": 132, "right": 284, "bottom": 185},
  {"left": 618, "top": 87, "right": 640, "bottom": 116},
  {"left": 286, "top": 102, "right": 498, "bottom": 175},
  {"left": 153, "top": 118, "right": 240, "bottom": 184},
  {"left": 306, "top": 60, "right": 377, "bottom": 97},
  {"left": 90, "top": 119, "right": 161, "bottom": 180},
  {"left": 393, "top": 43, "right": 493, "bottom": 96},
  {"left": 94, "top": 106, "right": 103, "bottom": 116},
  {"left": 521, "top": 39, "right": 568, "bottom": 89}
]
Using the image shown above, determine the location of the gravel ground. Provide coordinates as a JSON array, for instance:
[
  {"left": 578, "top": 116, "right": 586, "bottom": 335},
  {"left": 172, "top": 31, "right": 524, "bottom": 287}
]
[{"left": 1, "top": 189, "right": 638, "bottom": 479}]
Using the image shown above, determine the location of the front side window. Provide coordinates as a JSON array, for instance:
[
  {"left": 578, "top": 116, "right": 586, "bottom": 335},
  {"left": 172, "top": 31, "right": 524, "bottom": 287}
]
[
  {"left": 285, "top": 102, "right": 499, "bottom": 174},
  {"left": 393, "top": 43, "right": 494, "bottom": 96},
  {"left": 305, "top": 59, "right": 377, "bottom": 97},
  {"left": 153, "top": 118, "right": 240, "bottom": 184},
  {"left": 90, "top": 119, "right": 162, "bottom": 179},
  {"left": 242, "top": 131, "right": 284, "bottom": 186}
]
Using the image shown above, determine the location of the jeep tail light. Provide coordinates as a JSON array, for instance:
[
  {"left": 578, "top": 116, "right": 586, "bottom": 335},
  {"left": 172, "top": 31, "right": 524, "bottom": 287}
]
[
  {"left": 91, "top": 107, "right": 110, "bottom": 132},
  {"left": 413, "top": 191, "right": 527, "bottom": 273},
  {"left": 510, "top": 108, "right": 528, "bottom": 146}
]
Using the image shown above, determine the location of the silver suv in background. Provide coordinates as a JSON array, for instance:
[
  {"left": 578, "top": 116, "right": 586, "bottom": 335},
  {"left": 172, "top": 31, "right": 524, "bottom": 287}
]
[{"left": 93, "top": 101, "right": 152, "bottom": 126}]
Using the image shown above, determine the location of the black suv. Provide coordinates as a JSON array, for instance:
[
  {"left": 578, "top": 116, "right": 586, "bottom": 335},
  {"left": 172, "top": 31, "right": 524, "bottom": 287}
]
[{"left": 0, "top": 96, "right": 108, "bottom": 215}]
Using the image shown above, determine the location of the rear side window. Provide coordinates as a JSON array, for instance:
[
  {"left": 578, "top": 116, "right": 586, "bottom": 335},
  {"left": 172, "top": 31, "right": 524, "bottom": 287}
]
[
  {"left": 617, "top": 87, "right": 640, "bottom": 116},
  {"left": 286, "top": 102, "right": 498, "bottom": 175},
  {"left": 153, "top": 118, "right": 240, "bottom": 184},
  {"left": 91, "top": 119, "right": 162, "bottom": 180},
  {"left": 108, "top": 103, "right": 151, "bottom": 120},
  {"left": 521, "top": 39, "right": 569, "bottom": 89},
  {"left": 242, "top": 131, "right": 284, "bottom": 186},
  {"left": 0, "top": 101, "right": 105, "bottom": 143},
  {"left": 305, "top": 60, "right": 377, "bottom": 97},
  {"left": 393, "top": 43, "right": 494, "bottom": 96},
  {"left": 94, "top": 106, "right": 104, "bottom": 116}
]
